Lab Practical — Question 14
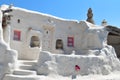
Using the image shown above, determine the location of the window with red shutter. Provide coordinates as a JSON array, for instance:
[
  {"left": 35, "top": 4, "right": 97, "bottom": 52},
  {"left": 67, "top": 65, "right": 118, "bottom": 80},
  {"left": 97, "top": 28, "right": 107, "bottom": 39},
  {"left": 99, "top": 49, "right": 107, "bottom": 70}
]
[
  {"left": 13, "top": 30, "right": 21, "bottom": 41},
  {"left": 67, "top": 37, "right": 74, "bottom": 47}
]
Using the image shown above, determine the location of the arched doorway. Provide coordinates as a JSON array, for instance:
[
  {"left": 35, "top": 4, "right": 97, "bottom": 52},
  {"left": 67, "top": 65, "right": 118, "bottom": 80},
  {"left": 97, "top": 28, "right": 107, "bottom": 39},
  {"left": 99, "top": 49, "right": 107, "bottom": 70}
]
[
  {"left": 30, "top": 36, "right": 40, "bottom": 48},
  {"left": 56, "top": 39, "right": 63, "bottom": 49},
  {"left": 24, "top": 29, "right": 42, "bottom": 60}
]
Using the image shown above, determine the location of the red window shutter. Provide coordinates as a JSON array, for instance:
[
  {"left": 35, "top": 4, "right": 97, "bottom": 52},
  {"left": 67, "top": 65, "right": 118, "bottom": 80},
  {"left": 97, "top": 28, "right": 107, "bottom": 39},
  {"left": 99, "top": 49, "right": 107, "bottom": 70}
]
[
  {"left": 68, "top": 37, "right": 74, "bottom": 47},
  {"left": 13, "top": 30, "right": 21, "bottom": 41}
]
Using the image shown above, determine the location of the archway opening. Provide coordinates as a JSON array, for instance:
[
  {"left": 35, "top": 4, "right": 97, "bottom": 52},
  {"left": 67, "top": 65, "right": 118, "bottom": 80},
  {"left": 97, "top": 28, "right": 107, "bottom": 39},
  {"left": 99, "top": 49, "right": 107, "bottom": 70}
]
[
  {"left": 56, "top": 39, "right": 63, "bottom": 49},
  {"left": 30, "top": 36, "right": 40, "bottom": 48}
]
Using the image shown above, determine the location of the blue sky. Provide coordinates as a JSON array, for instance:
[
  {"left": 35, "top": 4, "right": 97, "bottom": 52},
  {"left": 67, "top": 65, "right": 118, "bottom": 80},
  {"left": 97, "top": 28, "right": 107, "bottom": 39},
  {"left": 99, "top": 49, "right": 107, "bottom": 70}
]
[{"left": 0, "top": 0, "right": 120, "bottom": 27}]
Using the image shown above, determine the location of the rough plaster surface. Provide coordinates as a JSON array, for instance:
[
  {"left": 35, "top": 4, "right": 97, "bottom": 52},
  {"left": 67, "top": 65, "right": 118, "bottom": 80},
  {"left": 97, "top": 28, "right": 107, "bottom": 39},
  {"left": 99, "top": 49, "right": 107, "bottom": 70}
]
[
  {"left": 37, "top": 45, "right": 120, "bottom": 76},
  {"left": 0, "top": 5, "right": 120, "bottom": 80},
  {"left": 0, "top": 10, "right": 18, "bottom": 80},
  {"left": 1, "top": 5, "right": 108, "bottom": 59}
]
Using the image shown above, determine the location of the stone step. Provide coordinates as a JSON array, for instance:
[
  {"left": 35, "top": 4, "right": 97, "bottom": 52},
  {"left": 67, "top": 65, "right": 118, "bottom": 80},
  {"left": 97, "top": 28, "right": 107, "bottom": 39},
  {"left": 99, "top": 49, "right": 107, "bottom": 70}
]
[
  {"left": 3, "top": 74, "right": 42, "bottom": 80},
  {"left": 18, "top": 60, "right": 37, "bottom": 65},
  {"left": 18, "top": 65, "right": 35, "bottom": 70},
  {"left": 13, "top": 70, "right": 37, "bottom": 75}
]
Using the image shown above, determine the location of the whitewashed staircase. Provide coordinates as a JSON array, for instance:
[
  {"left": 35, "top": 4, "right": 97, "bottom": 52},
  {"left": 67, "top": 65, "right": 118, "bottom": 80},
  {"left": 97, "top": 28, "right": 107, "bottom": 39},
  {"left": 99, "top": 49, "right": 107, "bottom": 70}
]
[{"left": 3, "top": 60, "right": 42, "bottom": 80}]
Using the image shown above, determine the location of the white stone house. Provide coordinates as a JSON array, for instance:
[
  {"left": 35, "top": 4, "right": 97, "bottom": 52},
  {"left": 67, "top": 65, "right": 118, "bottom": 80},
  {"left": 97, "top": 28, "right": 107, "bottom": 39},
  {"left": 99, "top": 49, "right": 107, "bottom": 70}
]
[
  {"left": 1, "top": 5, "right": 107, "bottom": 60},
  {"left": 1, "top": 5, "right": 120, "bottom": 79}
]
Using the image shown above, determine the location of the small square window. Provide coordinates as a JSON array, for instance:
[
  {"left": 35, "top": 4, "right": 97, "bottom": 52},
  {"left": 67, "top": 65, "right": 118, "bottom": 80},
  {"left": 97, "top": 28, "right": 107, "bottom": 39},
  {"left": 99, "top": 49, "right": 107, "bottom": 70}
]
[{"left": 13, "top": 30, "right": 21, "bottom": 41}]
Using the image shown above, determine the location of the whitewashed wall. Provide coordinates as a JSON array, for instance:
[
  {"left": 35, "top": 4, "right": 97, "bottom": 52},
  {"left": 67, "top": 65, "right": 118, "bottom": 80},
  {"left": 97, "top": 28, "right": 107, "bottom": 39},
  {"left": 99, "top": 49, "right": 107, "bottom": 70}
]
[{"left": 3, "top": 6, "right": 107, "bottom": 60}]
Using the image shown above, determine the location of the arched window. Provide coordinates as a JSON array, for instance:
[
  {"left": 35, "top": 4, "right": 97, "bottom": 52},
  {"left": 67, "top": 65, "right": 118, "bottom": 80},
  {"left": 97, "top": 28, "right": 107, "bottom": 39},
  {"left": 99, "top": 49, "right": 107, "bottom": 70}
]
[
  {"left": 30, "top": 36, "right": 40, "bottom": 48},
  {"left": 56, "top": 39, "right": 63, "bottom": 49}
]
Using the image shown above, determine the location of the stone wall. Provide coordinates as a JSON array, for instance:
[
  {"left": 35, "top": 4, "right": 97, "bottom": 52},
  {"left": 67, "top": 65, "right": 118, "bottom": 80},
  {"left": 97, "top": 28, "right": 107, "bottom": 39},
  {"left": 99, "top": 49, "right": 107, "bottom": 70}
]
[
  {"left": 1, "top": 5, "right": 107, "bottom": 59},
  {"left": 36, "top": 45, "right": 120, "bottom": 76},
  {"left": 107, "top": 35, "right": 120, "bottom": 58},
  {"left": 0, "top": 9, "right": 17, "bottom": 80},
  {"left": 0, "top": 5, "right": 113, "bottom": 60},
  {"left": 106, "top": 26, "right": 120, "bottom": 58}
]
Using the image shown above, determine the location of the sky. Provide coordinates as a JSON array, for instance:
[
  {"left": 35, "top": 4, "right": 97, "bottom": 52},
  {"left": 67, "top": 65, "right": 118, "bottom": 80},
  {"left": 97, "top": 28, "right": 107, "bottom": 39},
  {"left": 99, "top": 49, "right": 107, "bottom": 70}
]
[{"left": 0, "top": 0, "right": 120, "bottom": 27}]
